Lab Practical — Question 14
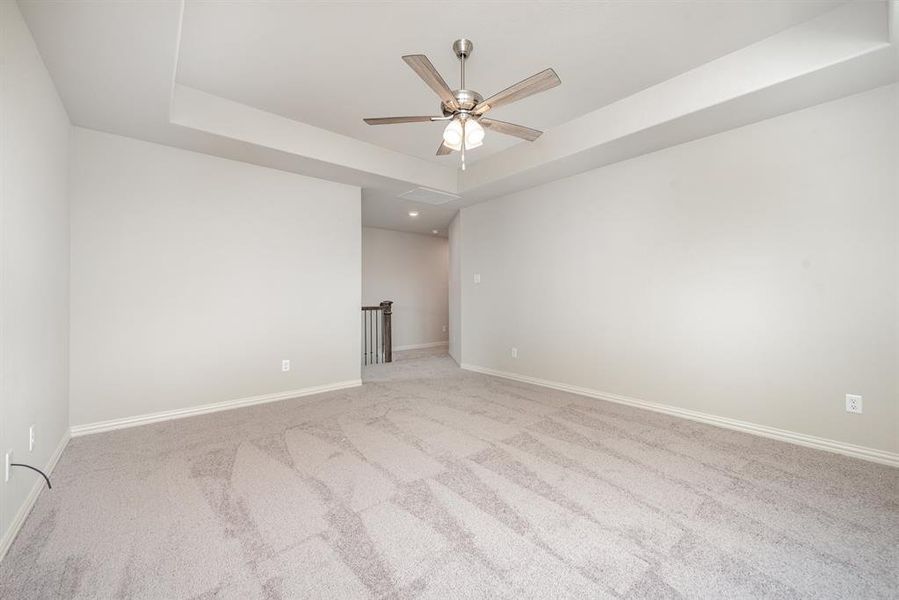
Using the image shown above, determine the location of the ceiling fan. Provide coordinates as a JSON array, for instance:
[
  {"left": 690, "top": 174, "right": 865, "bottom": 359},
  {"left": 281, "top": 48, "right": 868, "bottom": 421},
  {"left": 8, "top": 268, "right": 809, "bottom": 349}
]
[{"left": 363, "top": 39, "right": 561, "bottom": 170}]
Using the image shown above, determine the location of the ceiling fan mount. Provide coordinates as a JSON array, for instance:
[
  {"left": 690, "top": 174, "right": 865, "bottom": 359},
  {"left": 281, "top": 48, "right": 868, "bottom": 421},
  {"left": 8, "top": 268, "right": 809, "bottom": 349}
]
[
  {"left": 451, "top": 38, "right": 473, "bottom": 60},
  {"left": 364, "top": 38, "right": 561, "bottom": 170}
]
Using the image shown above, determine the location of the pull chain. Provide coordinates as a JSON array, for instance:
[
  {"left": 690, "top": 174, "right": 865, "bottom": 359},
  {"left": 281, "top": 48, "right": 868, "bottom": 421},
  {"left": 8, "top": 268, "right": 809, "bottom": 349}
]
[
  {"left": 460, "top": 52, "right": 466, "bottom": 171},
  {"left": 461, "top": 114, "right": 466, "bottom": 171}
]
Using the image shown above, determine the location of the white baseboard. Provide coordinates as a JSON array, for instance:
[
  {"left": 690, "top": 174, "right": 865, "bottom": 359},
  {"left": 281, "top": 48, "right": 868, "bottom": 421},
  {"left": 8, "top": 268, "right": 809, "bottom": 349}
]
[
  {"left": 393, "top": 341, "right": 448, "bottom": 351},
  {"left": 461, "top": 364, "right": 899, "bottom": 468},
  {"left": 70, "top": 379, "right": 362, "bottom": 437},
  {"left": 0, "top": 429, "right": 71, "bottom": 562}
]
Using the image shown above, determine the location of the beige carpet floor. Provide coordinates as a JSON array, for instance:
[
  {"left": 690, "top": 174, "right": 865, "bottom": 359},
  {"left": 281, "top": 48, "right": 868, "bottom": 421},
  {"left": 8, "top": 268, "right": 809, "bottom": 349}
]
[{"left": 1, "top": 349, "right": 896, "bottom": 599}]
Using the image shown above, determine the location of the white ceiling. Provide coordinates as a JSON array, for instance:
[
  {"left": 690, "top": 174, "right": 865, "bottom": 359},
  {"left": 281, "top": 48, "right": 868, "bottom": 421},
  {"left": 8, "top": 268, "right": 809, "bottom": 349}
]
[
  {"left": 176, "top": 0, "right": 842, "bottom": 164},
  {"left": 16, "top": 1, "right": 897, "bottom": 235},
  {"left": 362, "top": 189, "right": 456, "bottom": 237}
]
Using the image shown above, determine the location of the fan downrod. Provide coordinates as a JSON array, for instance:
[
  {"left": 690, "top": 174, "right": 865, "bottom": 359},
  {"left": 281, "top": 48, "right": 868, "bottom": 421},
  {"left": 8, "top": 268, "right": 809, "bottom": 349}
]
[{"left": 443, "top": 39, "right": 480, "bottom": 115}]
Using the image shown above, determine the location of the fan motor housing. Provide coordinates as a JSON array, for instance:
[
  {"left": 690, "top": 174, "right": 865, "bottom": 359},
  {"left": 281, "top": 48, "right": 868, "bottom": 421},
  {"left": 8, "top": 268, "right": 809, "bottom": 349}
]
[{"left": 442, "top": 89, "right": 483, "bottom": 115}]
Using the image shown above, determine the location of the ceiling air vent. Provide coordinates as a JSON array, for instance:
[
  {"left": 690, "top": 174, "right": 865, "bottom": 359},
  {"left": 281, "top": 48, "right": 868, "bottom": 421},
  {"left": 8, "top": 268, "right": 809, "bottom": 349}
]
[{"left": 397, "top": 187, "right": 460, "bottom": 205}]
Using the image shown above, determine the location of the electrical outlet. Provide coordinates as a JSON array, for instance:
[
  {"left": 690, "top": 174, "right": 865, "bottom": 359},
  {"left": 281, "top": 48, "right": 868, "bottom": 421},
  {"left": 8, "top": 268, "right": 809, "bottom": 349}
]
[
  {"left": 28, "top": 425, "right": 35, "bottom": 452},
  {"left": 281, "top": 359, "right": 291, "bottom": 372},
  {"left": 473, "top": 273, "right": 481, "bottom": 284},
  {"left": 442, "top": 325, "right": 447, "bottom": 333},
  {"left": 4, "top": 450, "right": 11, "bottom": 483},
  {"left": 511, "top": 347, "right": 518, "bottom": 359},
  {"left": 845, "top": 394, "right": 863, "bottom": 414}
]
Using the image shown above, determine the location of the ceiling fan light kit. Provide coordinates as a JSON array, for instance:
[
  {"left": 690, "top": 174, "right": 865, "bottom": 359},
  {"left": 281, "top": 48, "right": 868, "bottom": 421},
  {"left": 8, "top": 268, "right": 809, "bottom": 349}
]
[
  {"left": 363, "top": 38, "right": 561, "bottom": 170},
  {"left": 442, "top": 118, "right": 484, "bottom": 151}
]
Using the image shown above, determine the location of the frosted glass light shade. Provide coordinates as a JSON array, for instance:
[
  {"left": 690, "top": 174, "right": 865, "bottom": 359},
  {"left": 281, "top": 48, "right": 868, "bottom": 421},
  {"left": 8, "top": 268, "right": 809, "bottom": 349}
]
[{"left": 443, "top": 118, "right": 485, "bottom": 151}]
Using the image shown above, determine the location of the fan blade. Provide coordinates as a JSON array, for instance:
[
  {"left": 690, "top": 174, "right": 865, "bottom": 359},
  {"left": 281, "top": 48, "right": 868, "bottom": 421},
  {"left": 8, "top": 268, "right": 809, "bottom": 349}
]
[
  {"left": 473, "top": 68, "right": 561, "bottom": 115},
  {"left": 436, "top": 141, "right": 453, "bottom": 156},
  {"left": 363, "top": 116, "right": 444, "bottom": 125},
  {"left": 402, "top": 55, "right": 458, "bottom": 109},
  {"left": 480, "top": 118, "right": 543, "bottom": 142}
]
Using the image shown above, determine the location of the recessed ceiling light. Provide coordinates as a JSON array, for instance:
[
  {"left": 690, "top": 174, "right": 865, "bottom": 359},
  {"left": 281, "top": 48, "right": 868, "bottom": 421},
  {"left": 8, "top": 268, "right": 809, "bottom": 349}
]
[
  {"left": 408, "top": 211, "right": 419, "bottom": 217},
  {"left": 432, "top": 229, "right": 439, "bottom": 234}
]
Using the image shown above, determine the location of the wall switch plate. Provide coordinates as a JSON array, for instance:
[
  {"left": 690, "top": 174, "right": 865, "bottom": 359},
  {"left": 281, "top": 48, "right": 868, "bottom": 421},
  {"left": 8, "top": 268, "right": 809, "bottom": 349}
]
[
  {"left": 4, "top": 450, "right": 11, "bottom": 483},
  {"left": 511, "top": 347, "right": 518, "bottom": 359},
  {"left": 845, "top": 394, "right": 863, "bottom": 414},
  {"left": 281, "top": 359, "right": 291, "bottom": 372},
  {"left": 28, "top": 425, "right": 35, "bottom": 452},
  {"left": 473, "top": 273, "right": 481, "bottom": 284}
]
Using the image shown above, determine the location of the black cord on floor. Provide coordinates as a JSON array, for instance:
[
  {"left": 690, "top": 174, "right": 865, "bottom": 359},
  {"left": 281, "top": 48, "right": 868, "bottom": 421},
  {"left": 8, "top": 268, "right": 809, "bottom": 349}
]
[{"left": 10, "top": 463, "right": 52, "bottom": 489}]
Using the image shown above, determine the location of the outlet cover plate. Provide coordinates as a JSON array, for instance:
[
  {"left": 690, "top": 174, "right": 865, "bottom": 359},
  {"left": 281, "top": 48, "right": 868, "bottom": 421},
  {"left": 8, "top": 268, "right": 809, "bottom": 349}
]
[
  {"left": 845, "top": 394, "right": 863, "bottom": 414},
  {"left": 4, "top": 450, "right": 11, "bottom": 483}
]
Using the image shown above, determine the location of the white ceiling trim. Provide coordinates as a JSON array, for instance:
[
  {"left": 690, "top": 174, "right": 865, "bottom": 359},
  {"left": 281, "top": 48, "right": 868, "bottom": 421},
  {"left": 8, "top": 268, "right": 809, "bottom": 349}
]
[
  {"left": 162, "top": 0, "right": 896, "bottom": 211},
  {"left": 892, "top": 0, "right": 899, "bottom": 44},
  {"left": 170, "top": 84, "right": 459, "bottom": 193},
  {"left": 459, "top": 1, "right": 896, "bottom": 202},
  {"left": 17, "top": 0, "right": 899, "bottom": 234}
]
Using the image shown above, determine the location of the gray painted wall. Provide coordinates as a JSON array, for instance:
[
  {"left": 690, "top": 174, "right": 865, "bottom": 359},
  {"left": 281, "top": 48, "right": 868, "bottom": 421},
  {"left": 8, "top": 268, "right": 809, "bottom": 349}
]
[
  {"left": 448, "top": 213, "right": 462, "bottom": 363},
  {"left": 0, "top": 2, "right": 71, "bottom": 553},
  {"left": 461, "top": 85, "right": 898, "bottom": 453},
  {"left": 69, "top": 128, "right": 361, "bottom": 427}
]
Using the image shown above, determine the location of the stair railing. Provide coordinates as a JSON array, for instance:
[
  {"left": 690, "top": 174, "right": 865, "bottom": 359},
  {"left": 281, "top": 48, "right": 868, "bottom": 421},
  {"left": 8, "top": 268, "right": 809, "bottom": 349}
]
[{"left": 361, "top": 300, "right": 393, "bottom": 364}]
